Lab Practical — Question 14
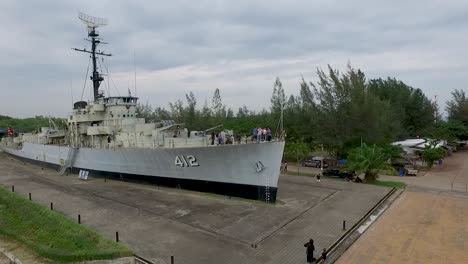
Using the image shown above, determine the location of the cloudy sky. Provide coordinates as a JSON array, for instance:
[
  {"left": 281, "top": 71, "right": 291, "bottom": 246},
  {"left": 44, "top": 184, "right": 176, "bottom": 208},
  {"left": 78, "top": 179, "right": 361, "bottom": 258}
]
[{"left": 1, "top": 0, "right": 468, "bottom": 117}]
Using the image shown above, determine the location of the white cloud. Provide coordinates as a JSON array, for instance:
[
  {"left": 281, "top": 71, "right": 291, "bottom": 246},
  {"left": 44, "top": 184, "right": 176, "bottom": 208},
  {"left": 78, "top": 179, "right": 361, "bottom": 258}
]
[{"left": 1, "top": 0, "right": 468, "bottom": 117}]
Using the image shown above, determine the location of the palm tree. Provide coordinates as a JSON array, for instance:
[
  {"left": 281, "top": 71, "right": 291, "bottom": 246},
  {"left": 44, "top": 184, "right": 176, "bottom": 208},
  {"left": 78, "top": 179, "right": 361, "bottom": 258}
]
[{"left": 344, "top": 143, "right": 394, "bottom": 183}]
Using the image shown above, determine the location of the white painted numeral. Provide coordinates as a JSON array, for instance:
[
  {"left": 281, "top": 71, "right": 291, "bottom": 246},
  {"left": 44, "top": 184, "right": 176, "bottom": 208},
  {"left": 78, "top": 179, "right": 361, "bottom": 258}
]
[
  {"left": 186, "top": 155, "right": 199, "bottom": 167},
  {"left": 175, "top": 156, "right": 184, "bottom": 167},
  {"left": 175, "top": 155, "right": 199, "bottom": 167}
]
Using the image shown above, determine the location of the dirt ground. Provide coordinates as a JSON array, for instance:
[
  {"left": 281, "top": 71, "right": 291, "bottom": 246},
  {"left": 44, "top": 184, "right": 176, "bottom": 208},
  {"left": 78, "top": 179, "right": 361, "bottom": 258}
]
[
  {"left": 336, "top": 147, "right": 468, "bottom": 264},
  {"left": 0, "top": 236, "right": 52, "bottom": 264},
  {"left": 0, "top": 255, "right": 9, "bottom": 264}
]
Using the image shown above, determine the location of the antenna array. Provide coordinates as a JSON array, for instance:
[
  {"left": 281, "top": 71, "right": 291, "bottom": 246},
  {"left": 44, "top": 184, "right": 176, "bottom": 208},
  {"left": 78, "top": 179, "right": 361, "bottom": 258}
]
[{"left": 78, "top": 12, "right": 108, "bottom": 30}]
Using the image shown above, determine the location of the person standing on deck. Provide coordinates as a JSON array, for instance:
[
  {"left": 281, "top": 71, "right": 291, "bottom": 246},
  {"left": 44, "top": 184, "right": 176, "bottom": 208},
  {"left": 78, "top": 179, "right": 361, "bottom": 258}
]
[{"left": 266, "top": 128, "right": 272, "bottom": 142}]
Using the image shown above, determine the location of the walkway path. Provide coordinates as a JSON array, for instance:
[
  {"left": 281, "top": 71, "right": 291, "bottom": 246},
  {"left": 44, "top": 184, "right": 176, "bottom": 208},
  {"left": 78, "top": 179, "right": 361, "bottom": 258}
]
[{"left": 336, "top": 147, "right": 468, "bottom": 264}]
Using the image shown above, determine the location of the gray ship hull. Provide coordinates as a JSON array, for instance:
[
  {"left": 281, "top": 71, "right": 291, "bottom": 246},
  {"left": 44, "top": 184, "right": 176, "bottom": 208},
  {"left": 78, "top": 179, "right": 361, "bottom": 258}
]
[{"left": 1, "top": 141, "right": 285, "bottom": 202}]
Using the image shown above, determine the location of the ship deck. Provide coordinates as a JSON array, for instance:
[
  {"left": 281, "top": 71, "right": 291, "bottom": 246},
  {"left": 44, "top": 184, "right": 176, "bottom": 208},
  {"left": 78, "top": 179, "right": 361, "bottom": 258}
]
[{"left": 0, "top": 152, "right": 392, "bottom": 264}]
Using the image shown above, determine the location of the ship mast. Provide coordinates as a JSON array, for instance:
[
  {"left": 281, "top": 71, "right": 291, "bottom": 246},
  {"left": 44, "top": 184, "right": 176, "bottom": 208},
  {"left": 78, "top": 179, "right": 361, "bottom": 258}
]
[{"left": 73, "top": 12, "right": 111, "bottom": 101}]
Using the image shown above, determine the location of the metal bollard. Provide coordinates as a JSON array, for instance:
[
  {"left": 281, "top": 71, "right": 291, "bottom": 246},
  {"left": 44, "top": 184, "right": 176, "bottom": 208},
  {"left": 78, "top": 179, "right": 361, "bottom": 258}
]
[
  {"left": 50, "top": 202, "right": 54, "bottom": 210},
  {"left": 78, "top": 214, "right": 81, "bottom": 224},
  {"left": 116, "top": 231, "right": 119, "bottom": 242},
  {"left": 343, "top": 220, "right": 346, "bottom": 230},
  {"left": 171, "top": 256, "right": 174, "bottom": 264},
  {"left": 29, "top": 193, "right": 31, "bottom": 200}
]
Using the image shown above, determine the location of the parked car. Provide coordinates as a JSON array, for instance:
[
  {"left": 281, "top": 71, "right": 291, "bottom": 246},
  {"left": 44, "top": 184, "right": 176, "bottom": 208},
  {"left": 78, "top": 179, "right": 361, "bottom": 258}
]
[
  {"left": 322, "top": 167, "right": 354, "bottom": 178},
  {"left": 301, "top": 157, "right": 322, "bottom": 168},
  {"left": 322, "top": 167, "right": 340, "bottom": 176},
  {"left": 404, "top": 165, "right": 418, "bottom": 176}
]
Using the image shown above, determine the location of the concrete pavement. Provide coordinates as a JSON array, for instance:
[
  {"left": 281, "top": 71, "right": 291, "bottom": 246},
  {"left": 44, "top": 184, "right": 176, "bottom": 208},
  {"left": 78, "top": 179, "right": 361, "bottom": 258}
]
[
  {"left": 0, "top": 152, "right": 391, "bottom": 264},
  {"left": 335, "top": 147, "right": 468, "bottom": 264}
]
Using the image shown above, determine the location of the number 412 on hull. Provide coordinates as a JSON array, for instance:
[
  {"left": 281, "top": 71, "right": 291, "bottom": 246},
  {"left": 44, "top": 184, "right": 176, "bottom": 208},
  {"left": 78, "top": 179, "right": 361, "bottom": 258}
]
[{"left": 175, "top": 155, "right": 199, "bottom": 167}]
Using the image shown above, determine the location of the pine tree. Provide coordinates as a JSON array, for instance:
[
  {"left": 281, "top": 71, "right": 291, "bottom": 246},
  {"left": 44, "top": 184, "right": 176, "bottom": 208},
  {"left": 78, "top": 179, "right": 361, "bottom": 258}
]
[
  {"left": 446, "top": 89, "right": 468, "bottom": 123},
  {"left": 270, "top": 77, "right": 286, "bottom": 117}
]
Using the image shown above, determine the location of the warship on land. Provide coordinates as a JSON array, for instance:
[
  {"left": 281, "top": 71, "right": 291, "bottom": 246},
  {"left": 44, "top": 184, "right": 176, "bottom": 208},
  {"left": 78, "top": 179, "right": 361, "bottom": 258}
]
[{"left": 0, "top": 13, "right": 285, "bottom": 202}]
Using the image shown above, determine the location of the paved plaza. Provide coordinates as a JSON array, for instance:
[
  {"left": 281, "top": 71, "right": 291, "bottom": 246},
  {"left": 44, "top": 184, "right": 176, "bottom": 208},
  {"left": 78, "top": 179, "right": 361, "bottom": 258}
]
[
  {"left": 336, "top": 147, "right": 468, "bottom": 264},
  {"left": 0, "top": 152, "right": 391, "bottom": 264}
]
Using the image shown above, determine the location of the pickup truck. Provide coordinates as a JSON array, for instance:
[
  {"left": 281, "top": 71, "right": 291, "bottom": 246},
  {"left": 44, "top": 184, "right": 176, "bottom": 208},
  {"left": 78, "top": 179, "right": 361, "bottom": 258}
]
[{"left": 404, "top": 165, "right": 418, "bottom": 176}]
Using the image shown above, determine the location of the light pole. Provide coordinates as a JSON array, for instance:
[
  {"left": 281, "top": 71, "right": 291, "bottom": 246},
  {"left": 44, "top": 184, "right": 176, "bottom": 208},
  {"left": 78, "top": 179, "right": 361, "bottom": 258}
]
[{"left": 321, "top": 144, "right": 324, "bottom": 174}]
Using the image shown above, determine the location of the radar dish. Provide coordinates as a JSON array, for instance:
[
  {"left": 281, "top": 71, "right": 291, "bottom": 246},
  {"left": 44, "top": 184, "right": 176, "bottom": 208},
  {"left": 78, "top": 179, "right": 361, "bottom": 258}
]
[{"left": 78, "top": 12, "right": 108, "bottom": 30}]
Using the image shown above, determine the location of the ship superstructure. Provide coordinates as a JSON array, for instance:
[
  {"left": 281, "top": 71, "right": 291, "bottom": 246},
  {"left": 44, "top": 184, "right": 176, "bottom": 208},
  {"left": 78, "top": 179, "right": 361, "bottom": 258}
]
[{"left": 0, "top": 13, "right": 285, "bottom": 202}]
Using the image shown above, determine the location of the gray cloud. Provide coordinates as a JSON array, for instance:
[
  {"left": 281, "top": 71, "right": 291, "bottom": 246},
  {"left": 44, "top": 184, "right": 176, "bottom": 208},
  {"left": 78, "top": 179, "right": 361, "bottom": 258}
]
[{"left": 1, "top": 0, "right": 468, "bottom": 117}]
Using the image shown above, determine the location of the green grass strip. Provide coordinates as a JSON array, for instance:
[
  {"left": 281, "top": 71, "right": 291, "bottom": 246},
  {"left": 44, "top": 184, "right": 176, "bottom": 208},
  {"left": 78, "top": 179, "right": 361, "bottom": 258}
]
[
  {"left": 372, "top": 180, "right": 407, "bottom": 189},
  {"left": 0, "top": 186, "right": 132, "bottom": 262}
]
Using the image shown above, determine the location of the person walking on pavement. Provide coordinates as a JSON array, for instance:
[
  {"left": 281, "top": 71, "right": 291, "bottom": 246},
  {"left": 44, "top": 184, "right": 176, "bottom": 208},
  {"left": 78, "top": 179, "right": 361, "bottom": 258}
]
[
  {"left": 321, "top": 248, "right": 327, "bottom": 260},
  {"left": 304, "top": 238, "right": 315, "bottom": 263}
]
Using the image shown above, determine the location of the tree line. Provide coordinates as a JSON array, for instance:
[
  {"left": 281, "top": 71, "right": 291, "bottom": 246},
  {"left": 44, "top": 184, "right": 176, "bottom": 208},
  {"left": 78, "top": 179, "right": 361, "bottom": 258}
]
[
  {"left": 0, "top": 115, "right": 65, "bottom": 135},
  {"left": 2, "top": 64, "right": 468, "bottom": 161},
  {"left": 137, "top": 64, "right": 468, "bottom": 158}
]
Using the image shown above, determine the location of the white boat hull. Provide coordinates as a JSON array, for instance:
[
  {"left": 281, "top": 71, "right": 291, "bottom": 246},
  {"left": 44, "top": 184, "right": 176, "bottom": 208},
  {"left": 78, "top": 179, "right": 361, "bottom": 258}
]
[{"left": 1, "top": 141, "right": 285, "bottom": 202}]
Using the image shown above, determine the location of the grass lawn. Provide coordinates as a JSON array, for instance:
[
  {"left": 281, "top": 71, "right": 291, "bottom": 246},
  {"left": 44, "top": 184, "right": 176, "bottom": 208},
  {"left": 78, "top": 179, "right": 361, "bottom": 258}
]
[
  {"left": 0, "top": 186, "right": 132, "bottom": 262},
  {"left": 372, "top": 180, "right": 407, "bottom": 189}
]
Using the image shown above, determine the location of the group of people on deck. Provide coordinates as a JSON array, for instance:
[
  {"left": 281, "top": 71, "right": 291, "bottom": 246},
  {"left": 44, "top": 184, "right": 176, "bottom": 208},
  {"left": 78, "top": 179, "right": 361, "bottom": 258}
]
[
  {"left": 208, "top": 127, "right": 275, "bottom": 146},
  {"left": 252, "top": 127, "right": 272, "bottom": 143},
  {"left": 211, "top": 130, "right": 234, "bottom": 145}
]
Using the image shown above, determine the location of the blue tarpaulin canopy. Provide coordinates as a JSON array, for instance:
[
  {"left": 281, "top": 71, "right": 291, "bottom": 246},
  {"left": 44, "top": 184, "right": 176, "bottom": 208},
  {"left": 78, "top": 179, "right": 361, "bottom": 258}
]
[{"left": 338, "top": 159, "right": 347, "bottom": 165}]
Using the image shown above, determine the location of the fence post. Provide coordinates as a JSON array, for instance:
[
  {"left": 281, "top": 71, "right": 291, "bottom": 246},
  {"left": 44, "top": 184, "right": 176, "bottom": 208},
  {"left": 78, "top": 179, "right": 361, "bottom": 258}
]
[
  {"left": 11, "top": 185, "right": 14, "bottom": 192},
  {"left": 78, "top": 214, "right": 81, "bottom": 224},
  {"left": 50, "top": 202, "right": 53, "bottom": 210},
  {"left": 171, "top": 256, "right": 174, "bottom": 264},
  {"left": 116, "top": 231, "right": 119, "bottom": 242},
  {"left": 29, "top": 193, "right": 31, "bottom": 200},
  {"left": 342, "top": 220, "right": 346, "bottom": 230}
]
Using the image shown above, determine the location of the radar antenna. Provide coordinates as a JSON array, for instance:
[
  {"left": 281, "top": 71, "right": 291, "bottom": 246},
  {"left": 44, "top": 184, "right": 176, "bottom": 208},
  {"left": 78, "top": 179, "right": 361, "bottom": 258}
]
[
  {"left": 78, "top": 12, "right": 108, "bottom": 30},
  {"left": 73, "top": 12, "right": 111, "bottom": 101}
]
